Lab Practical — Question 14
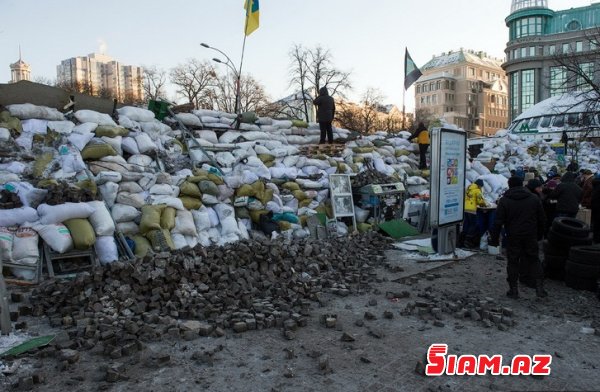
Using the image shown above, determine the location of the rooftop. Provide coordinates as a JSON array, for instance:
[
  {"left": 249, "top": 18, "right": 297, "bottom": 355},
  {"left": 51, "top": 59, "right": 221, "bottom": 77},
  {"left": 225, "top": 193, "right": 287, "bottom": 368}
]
[{"left": 421, "top": 49, "right": 504, "bottom": 71}]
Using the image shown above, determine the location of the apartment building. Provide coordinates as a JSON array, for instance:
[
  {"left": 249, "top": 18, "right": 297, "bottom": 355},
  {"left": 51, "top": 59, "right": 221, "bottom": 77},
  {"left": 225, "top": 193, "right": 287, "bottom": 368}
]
[
  {"left": 56, "top": 53, "right": 144, "bottom": 102},
  {"left": 415, "top": 49, "right": 509, "bottom": 137},
  {"left": 503, "top": 0, "right": 600, "bottom": 120}
]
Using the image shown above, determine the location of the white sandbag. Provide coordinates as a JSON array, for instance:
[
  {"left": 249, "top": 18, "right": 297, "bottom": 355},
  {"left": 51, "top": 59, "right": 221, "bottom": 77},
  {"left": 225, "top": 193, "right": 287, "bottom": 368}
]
[
  {"left": 200, "top": 116, "right": 220, "bottom": 123},
  {"left": 206, "top": 207, "right": 219, "bottom": 227},
  {"left": 238, "top": 219, "right": 250, "bottom": 240},
  {"left": 257, "top": 117, "right": 273, "bottom": 126},
  {"left": 68, "top": 131, "right": 95, "bottom": 151},
  {"left": 193, "top": 109, "right": 220, "bottom": 118},
  {"left": 140, "top": 121, "right": 171, "bottom": 137},
  {"left": 47, "top": 121, "right": 75, "bottom": 134},
  {"left": 175, "top": 113, "right": 202, "bottom": 127},
  {"left": 33, "top": 223, "right": 73, "bottom": 254},
  {"left": 5, "top": 182, "right": 47, "bottom": 208},
  {"left": 239, "top": 123, "right": 261, "bottom": 132},
  {"left": 74, "top": 110, "right": 117, "bottom": 126},
  {"left": 119, "top": 181, "right": 144, "bottom": 194},
  {"left": 111, "top": 204, "right": 140, "bottom": 223},
  {"left": 117, "top": 106, "right": 156, "bottom": 122},
  {"left": 116, "top": 222, "right": 139, "bottom": 235},
  {"left": 202, "top": 194, "right": 219, "bottom": 205},
  {"left": 138, "top": 174, "right": 158, "bottom": 191},
  {"left": 173, "top": 210, "right": 197, "bottom": 237},
  {"left": 95, "top": 236, "right": 118, "bottom": 265},
  {"left": 21, "top": 119, "right": 48, "bottom": 134},
  {"left": 272, "top": 119, "right": 293, "bottom": 129},
  {"left": 95, "top": 171, "right": 122, "bottom": 185},
  {"left": 214, "top": 203, "right": 239, "bottom": 235},
  {"left": 87, "top": 201, "right": 115, "bottom": 236},
  {"left": 101, "top": 135, "right": 123, "bottom": 156},
  {"left": 12, "top": 227, "right": 39, "bottom": 266},
  {"left": 7, "top": 103, "right": 64, "bottom": 121},
  {"left": 192, "top": 207, "right": 212, "bottom": 233},
  {"left": 197, "top": 130, "right": 219, "bottom": 144},
  {"left": 471, "top": 160, "right": 491, "bottom": 176},
  {"left": 121, "top": 136, "right": 141, "bottom": 155},
  {"left": 185, "top": 235, "right": 198, "bottom": 249},
  {"left": 149, "top": 184, "right": 176, "bottom": 196},
  {"left": 171, "top": 233, "right": 188, "bottom": 250},
  {"left": 15, "top": 133, "right": 34, "bottom": 150},
  {"left": 72, "top": 122, "right": 98, "bottom": 135},
  {"left": 151, "top": 196, "right": 185, "bottom": 210},
  {"left": 406, "top": 176, "right": 428, "bottom": 185},
  {"left": 99, "top": 182, "right": 119, "bottom": 208},
  {"left": 218, "top": 131, "right": 243, "bottom": 144},
  {"left": 135, "top": 133, "right": 156, "bottom": 153},
  {"left": 116, "top": 192, "right": 145, "bottom": 209},
  {"left": 59, "top": 152, "right": 86, "bottom": 174},
  {"left": 216, "top": 152, "right": 236, "bottom": 167},
  {"left": 128, "top": 154, "right": 153, "bottom": 168},
  {"left": 37, "top": 202, "right": 95, "bottom": 225}
]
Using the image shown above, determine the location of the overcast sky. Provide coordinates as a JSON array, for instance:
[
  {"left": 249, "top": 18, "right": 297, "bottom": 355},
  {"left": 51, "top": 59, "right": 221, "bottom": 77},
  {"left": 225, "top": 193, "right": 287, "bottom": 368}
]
[{"left": 0, "top": 0, "right": 593, "bottom": 111}]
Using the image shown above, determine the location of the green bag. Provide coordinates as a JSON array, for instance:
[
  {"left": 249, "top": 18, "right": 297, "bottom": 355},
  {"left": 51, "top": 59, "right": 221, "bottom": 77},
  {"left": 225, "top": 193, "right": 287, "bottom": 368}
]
[
  {"left": 140, "top": 205, "right": 166, "bottom": 234},
  {"left": 179, "top": 182, "right": 202, "bottom": 198},
  {"left": 81, "top": 143, "right": 117, "bottom": 160},
  {"left": 291, "top": 119, "right": 308, "bottom": 128},
  {"left": 132, "top": 235, "right": 152, "bottom": 258},
  {"left": 95, "top": 125, "right": 129, "bottom": 138},
  {"left": 64, "top": 218, "right": 96, "bottom": 250},
  {"left": 179, "top": 196, "right": 202, "bottom": 210},
  {"left": 160, "top": 207, "right": 176, "bottom": 230},
  {"left": 199, "top": 180, "right": 219, "bottom": 196},
  {"left": 145, "top": 229, "right": 175, "bottom": 251}
]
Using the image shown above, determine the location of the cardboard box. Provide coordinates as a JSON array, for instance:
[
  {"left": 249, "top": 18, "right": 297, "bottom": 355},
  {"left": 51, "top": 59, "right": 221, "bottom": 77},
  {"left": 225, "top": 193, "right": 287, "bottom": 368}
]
[{"left": 576, "top": 208, "right": 592, "bottom": 226}]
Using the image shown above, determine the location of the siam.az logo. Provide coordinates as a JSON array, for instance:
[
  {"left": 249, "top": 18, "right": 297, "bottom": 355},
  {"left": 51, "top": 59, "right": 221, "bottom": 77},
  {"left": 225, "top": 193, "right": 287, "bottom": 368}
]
[{"left": 425, "top": 344, "right": 552, "bottom": 376}]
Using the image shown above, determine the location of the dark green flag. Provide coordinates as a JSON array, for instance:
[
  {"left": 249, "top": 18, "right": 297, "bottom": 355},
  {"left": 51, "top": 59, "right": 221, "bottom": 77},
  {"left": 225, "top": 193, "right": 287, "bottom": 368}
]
[{"left": 404, "top": 48, "right": 422, "bottom": 90}]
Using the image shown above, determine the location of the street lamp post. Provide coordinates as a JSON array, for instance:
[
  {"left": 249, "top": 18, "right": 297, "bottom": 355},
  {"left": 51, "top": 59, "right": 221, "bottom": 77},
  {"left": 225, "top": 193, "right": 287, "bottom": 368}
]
[{"left": 201, "top": 43, "right": 242, "bottom": 128}]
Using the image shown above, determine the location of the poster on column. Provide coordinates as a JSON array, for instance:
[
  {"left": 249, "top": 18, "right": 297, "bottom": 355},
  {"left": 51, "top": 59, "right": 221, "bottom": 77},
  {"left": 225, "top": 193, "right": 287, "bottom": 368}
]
[{"left": 438, "top": 130, "right": 466, "bottom": 226}]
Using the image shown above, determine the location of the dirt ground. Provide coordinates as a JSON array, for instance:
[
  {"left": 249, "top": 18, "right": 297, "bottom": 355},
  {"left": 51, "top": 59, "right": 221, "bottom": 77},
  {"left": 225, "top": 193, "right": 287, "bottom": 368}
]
[{"left": 2, "top": 248, "right": 600, "bottom": 392}]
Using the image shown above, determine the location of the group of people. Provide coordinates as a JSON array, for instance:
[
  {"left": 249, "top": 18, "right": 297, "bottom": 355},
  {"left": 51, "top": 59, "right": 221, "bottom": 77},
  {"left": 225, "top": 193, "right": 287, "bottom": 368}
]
[{"left": 460, "top": 165, "right": 600, "bottom": 300}]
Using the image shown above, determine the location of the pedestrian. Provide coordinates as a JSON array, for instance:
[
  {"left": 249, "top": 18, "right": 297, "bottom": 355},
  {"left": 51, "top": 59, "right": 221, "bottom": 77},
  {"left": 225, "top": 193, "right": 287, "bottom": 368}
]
[
  {"left": 519, "top": 178, "right": 545, "bottom": 287},
  {"left": 526, "top": 178, "right": 543, "bottom": 198},
  {"left": 312, "top": 87, "right": 336, "bottom": 144},
  {"left": 591, "top": 174, "right": 600, "bottom": 243},
  {"left": 459, "top": 179, "right": 488, "bottom": 248},
  {"left": 549, "top": 171, "right": 582, "bottom": 218},
  {"left": 489, "top": 176, "right": 547, "bottom": 299},
  {"left": 580, "top": 169, "right": 594, "bottom": 209},
  {"left": 410, "top": 122, "right": 430, "bottom": 169},
  {"left": 566, "top": 159, "right": 579, "bottom": 173}
]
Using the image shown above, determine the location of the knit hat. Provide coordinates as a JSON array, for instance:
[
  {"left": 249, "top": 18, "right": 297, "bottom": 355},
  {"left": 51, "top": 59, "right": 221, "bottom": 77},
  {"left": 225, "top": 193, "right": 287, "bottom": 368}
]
[
  {"left": 508, "top": 176, "right": 523, "bottom": 188},
  {"left": 474, "top": 179, "right": 484, "bottom": 187},
  {"left": 527, "top": 179, "right": 542, "bottom": 189}
]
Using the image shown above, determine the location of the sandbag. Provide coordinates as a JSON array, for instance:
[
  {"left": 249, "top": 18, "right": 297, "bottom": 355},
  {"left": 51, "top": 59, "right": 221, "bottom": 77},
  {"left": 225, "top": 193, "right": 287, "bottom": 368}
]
[
  {"left": 180, "top": 182, "right": 202, "bottom": 198},
  {"left": 149, "top": 184, "right": 176, "bottom": 196},
  {"left": 179, "top": 196, "right": 202, "bottom": 210},
  {"left": 111, "top": 203, "right": 141, "bottom": 223},
  {"left": 121, "top": 137, "right": 140, "bottom": 155},
  {"left": 12, "top": 227, "right": 39, "bottom": 266},
  {"left": 8, "top": 104, "right": 64, "bottom": 121},
  {"left": 75, "top": 110, "right": 117, "bottom": 126},
  {"left": 192, "top": 207, "right": 212, "bottom": 233},
  {"left": 33, "top": 223, "right": 73, "bottom": 254},
  {"left": 199, "top": 180, "right": 219, "bottom": 196},
  {"left": 146, "top": 229, "right": 175, "bottom": 251},
  {"left": 132, "top": 235, "right": 151, "bottom": 258},
  {"left": 173, "top": 210, "right": 197, "bottom": 237},
  {"left": 135, "top": 133, "right": 156, "bottom": 153},
  {"left": 95, "top": 171, "right": 122, "bottom": 185},
  {"left": 140, "top": 205, "right": 166, "bottom": 234},
  {"left": 0, "top": 227, "right": 14, "bottom": 262},
  {"left": 117, "top": 107, "right": 156, "bottom": 122},
  {"left": 214, "top": 203, "right": 240, "bottom": 235},
  {"left": 64, "top": 218, "right": 96, "bottom": 250},
  {"left": 119, "top": 181, "right": 144, "bottom": 194},
  {"left": 117, "top": 222, "right": 139, "bottom": 235},
  {"left": 96, "top": 236, "right": 118, "bottom": 265},
  {"left": 95, "top": 125, "right": 129, "bottom": 138},
  {"left": 160, "top": 207, "right": 176, "bottom": 230},
  {"left": 81, "top": 143, "right": 118, "bottom": 160},
  {"left": 116, "top": 192, "right": 145, "bottom": 209},
  {"left": 37, "top": 202, "right": 95, "bottom": 225},
  {"left": 87, "top": 201, "right": 115, "bottom": 236},
  {"left": 99, "top": 182, "right": 119, "bottom": 208}
]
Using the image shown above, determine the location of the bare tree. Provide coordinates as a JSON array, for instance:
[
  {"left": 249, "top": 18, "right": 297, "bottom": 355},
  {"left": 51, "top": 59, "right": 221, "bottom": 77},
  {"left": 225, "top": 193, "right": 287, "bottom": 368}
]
[
  {"left": 143, "top": 65, "right": 168, "bottom": 102},
  {"left": 288, "top": 44, "right": 351, "bottom": 122},
  {"left": 32, "top": 76, "right": 55, "bottom": 86},
  {"left": 170, "top": 59, "right": 216, "bottom": 109},
  {"left": 360, "top": 88, "right": 385, "bottom": 134},
  {"left": 413, "top": 108, "right": 435, "bottom": 130},
  {"left": 334, "top": 88, "right": 387, "bottom": 134},
  {"left": 203, "top": 72, "right": 272, "bottom": 116}
]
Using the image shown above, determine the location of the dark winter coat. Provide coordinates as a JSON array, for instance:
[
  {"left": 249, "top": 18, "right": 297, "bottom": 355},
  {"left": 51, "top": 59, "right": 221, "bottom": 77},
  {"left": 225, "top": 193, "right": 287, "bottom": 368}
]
[
  {"left": 549, "top": 172, "right": 583, "bottom": 214},
  {"left": 581, "top": 175, "right": 594, "bottom": 208},
  {"left": 591, "top": 178, "right": 600, "bottom": 224},
  {"left": 490, "top": 186, "right": 546, "bottom": 243},
  {"left": 313, "top": 87, "right": 335, "bottom": 123}
]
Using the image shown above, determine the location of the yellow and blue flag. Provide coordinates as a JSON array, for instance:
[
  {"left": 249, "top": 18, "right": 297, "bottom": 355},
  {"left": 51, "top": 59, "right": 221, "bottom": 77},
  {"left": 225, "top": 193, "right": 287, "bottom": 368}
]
[{"left": 244, "top": 0, "right": 259, "bottom": 36}]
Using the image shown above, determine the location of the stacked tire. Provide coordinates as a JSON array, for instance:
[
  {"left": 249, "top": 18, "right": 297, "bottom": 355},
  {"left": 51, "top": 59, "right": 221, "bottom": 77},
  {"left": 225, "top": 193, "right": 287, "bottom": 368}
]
[
  {"left": 544, "top": 217, "right": 592, "bottom": 280},
  {"left": 565, "top": 246, "right": 600, "bottom": 292}
]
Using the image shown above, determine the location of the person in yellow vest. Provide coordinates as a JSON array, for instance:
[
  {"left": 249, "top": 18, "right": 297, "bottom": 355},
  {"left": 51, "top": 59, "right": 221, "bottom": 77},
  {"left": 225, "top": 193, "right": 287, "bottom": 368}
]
[
  {"left": 459, "top": 179, "right": 489, "bottom": 248},
  {"left": 410, "top": 122, "right": 430, "bottom": 169}
]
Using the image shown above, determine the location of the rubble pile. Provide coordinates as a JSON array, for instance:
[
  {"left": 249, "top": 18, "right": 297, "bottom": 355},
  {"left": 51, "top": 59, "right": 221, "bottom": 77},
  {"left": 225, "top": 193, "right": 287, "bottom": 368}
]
[{"left": 29, "top": 232, "right": 391, "bottom": 353}]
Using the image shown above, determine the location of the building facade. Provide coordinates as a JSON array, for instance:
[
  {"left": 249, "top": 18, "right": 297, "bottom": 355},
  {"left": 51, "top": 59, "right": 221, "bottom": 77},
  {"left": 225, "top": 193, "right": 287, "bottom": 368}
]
[
  {"left": 56, "top": 53, "right": 144, "bottom": 102},
  {"left": 503, "top": 0, "right": 600, "bottom": 121},
  {"left": 9, "top": 48, "right": 31, "bottom": 83},
  {"left": 415, "top": 49, "right": 509, "bottom": 137}
]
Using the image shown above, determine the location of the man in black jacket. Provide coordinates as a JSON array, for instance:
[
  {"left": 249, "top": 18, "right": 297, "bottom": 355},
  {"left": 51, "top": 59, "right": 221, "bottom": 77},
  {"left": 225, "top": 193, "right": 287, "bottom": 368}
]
[
  {"left": 313, "top": 87, "right": 336, "bottom": 144},
  {"left": 549, "top": 172, "right": 582, "bottom": 218},
  {"left": 489, "top": 177, "right": 547, "bottom": 299}
]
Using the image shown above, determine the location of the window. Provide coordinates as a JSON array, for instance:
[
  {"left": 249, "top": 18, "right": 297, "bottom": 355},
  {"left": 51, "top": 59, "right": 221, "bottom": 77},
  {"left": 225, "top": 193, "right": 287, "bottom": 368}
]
[
  {"left": 416, "top": 85, "right": 421, "bottom": 93},
  {"left": 510, "top": 73, "right": 519, "bottom": 119},
  {"left": 550, "top": 66, "right": 567, "bottom": 96},
  {"left": 539, "top": 116, "right": 552, "bottom": 128},
  {"left": 513, "top": 49, "right": 518, "bottom": 59},
  {"left": 429, "top": 82, "right": 434, "bottom": 91},
  {"left": 450, "top": 81, "right": 455, "bottom": 90},
  {"left": 512, "top": 16, "right": 543, "bottom": 39},
  {"left": 468, "top": 67, "right": 475, "bottom": 77},
  {"left": 591, "top": 41, "right": 600, "bottom": 51},
  {"left": 444, "top": 80, "right": 450, "bottom": 89},
  {"left": 486, "top": 71, "right": 490, "bottom": 80},
  {"left": 562, "top": 43, "right": 570, "bottom": 53},
  {"left": 521, "top": 69, "right": 535, "bottom": 111},
  {"left": 529, "top": 46, "right": 536, "bottom": 56},
  {"left": 436, "top": 80, "right": 441, "bottom": 90},
  {"left": 548, "top": 45, "right": 555, "bottom": 55},
  {"left": 567, "top": 113, "right": 579, "bottom": 126},
  {"left": 420, "top": 97, "right": 425, "bottom": 104},
  {"left": 553, "top": 115, "right": 564, "bottom": 127},
  {"left": 529, "top": 117, "right": 540, "bottom": 128},
  {"left": 577, "top": 63, "right": 594, "bottom": 91},
  {"left": 521, "top": 47, "right": 527, "bottom": 58},
  {"left": 576, "top": 41, "right": 583, "bottom": 52}
]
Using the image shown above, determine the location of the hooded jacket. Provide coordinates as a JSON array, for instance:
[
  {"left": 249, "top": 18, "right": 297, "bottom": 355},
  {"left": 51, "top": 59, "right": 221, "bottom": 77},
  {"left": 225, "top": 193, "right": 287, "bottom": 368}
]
[
  {"left": 313, "top": 87, "right": 335, "bottom": 122},
  {"left": 490, "top": 186, "right": 545, "bottom": 241},
  {"left": 464, "top": 183, "right": 486, "bottom": 213},
  {"left": 549, "top": 172, "right": 582, "bottom": 214}
]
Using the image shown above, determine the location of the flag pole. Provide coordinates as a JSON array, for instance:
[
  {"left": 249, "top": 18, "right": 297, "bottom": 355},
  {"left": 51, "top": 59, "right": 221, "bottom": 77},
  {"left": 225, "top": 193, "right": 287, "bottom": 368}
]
[
  {"left": 402, "top": 46, "right": 407, "bottom": 130},
  {"left": 235, "top": 1, "right": 251, "bottom": 127}
]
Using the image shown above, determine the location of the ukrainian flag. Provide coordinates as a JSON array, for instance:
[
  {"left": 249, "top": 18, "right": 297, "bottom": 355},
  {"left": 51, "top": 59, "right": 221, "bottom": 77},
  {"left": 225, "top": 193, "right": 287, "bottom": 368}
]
[{"left": 244, "top": 0, "right": 259, "bottom": 36}]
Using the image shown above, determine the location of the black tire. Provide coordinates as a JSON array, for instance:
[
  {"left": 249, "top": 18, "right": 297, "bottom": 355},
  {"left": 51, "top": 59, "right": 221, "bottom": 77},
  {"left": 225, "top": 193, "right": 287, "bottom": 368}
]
[
  {"left": 569, "top": 245, "right": 600, "bottom": 266},
  {"left": 565, "top": 260, "right": 600, "bottom": 279},
  {"left": 565, "top": 273, "right": 599, "bottom": 292},
  {"left": 545, "top": 266, "right": 565, "bottom": 280},
  {"left": 543, "top": 254, "right": 567, "bottom": 269},
  {"left": 543, "top": 240, "right": 569, "bottom": 257},
  {"left": 548, "top": 229, "right": 593, "bottom": 247},
  {"left": 552, "top": 217, "right": 590, "bottom": 239}
]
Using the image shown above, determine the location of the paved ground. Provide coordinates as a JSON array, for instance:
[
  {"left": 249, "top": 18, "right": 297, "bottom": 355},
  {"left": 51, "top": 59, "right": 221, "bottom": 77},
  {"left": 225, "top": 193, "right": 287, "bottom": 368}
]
[{"left": 1, "top": 249, "right": 599, "bottom": 392}]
